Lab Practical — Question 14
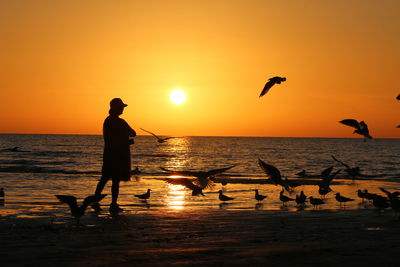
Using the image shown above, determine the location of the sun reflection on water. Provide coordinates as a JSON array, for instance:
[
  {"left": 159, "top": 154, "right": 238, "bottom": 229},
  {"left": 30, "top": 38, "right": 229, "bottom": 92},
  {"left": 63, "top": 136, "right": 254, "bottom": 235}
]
[
  {"left": 163, "top": 137, "right": 191, "bottom": 169},
  {"left": 165, "top": 183, "right": 186, "bottom": 210}
]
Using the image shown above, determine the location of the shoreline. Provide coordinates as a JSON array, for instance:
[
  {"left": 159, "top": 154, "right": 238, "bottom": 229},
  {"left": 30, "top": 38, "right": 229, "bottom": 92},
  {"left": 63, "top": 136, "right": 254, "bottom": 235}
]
[{"left": 1, "top": 209, "right": 400, "bottom": 266}]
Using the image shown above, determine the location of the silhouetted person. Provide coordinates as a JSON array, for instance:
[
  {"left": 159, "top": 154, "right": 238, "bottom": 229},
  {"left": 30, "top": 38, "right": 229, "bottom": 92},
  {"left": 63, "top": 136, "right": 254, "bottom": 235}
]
[{"left": 92, "top": 98, "right": 136, "bottom": 213}]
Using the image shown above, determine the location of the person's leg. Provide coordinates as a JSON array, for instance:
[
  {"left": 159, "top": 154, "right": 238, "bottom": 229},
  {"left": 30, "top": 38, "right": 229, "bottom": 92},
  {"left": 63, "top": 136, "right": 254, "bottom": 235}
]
[
  {"left": 109, "top": 178, "right": 123, "bottom": 213},
  {"left": 111, "top": 178, "right": 120, "bottom": 204},
  {"left": 92, "top": 175, "right": 110, "bottom": 211},
  {"left": 95, "top": 175, "right": 109, "bottom": 196}
]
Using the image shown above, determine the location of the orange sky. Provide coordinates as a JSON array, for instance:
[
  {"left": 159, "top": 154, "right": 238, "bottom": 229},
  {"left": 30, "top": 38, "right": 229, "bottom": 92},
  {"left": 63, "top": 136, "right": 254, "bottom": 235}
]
[{"left": 0, "top": 0, "right": 399, "bottom": 137}]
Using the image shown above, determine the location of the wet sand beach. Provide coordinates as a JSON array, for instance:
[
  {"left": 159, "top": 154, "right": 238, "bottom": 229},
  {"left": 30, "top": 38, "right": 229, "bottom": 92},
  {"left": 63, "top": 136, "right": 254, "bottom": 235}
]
[{"left": 2, "top": 209, "right": 400, "bottom": 266}]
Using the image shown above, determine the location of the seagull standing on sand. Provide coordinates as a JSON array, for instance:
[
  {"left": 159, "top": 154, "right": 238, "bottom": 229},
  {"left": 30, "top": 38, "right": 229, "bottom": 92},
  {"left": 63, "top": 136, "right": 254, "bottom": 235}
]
[
  {"left": 255, "top": 189, "right": 267, "bottom": 201},
  {"left": 335, "top": 193, "right": 354, "bottom": 207},
  {"left": 309, "top": 196, "right": 324, "bottom": 209},
  {"left": 55, "top": 194, "right": 106, "bottom": 224},
  {"left": 140, "top": 128, "right": 178, "bottom": 143},
  {"left": 357, "top": 189, "right": 367, "bottom": 202},
  {"left": 160, "top": 165, "right": 236, "bottom": 190},
  {"left": 279, "top": 190, "right": 295, "bottom": 205},
  {"left": 339, "top": 119, "right": 372, "bottom": 140},
  {"left": 372, "top": 195, "right": 390, "bottom": 212},
  {"left": 258, "top": 159, "right": 290, "bottom": 192},
  {"left": 135, "top": 189, "right": 151, "bottom": 200},
  {"left": 166, "top": 178, "right": 205, "bottom": 196},
  {"left": 259, "top": 76, "right": 286, "bottom": 97},
  {"left": 295, "top": 191, "right": 307, "bottom": 205},
  {"left": 218, "top": 190, "right": 234, "bottom": 201}
]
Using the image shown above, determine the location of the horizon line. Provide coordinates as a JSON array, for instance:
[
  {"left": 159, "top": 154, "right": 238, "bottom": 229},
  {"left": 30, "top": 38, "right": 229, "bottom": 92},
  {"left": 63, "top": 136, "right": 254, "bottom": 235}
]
[{"left": 1, "top": 133, "right": 399, "bottom": 139}]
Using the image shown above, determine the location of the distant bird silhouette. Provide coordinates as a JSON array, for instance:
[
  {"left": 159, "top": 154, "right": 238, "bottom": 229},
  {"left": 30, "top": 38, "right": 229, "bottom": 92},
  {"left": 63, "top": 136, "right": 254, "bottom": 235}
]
[
  {"left": 335, "top": 193, "right": 354, "bottom": 207},
  {"left": 363, "top": 190, "right": 380, "bottom": 202},
  {"left": 379, "top": 187, "right": 400, "bottom": 199},
  {"left": 309, "top": 196, "right": 324, "bottom": 208},
  {"left": 397, "top": 94, "right": 400, "bottom": 100},
  {"left": 140, "top": 128, "right": 178, "bottom": 143},
  {"left": 166, "top": 178, "right": 205, "bottom": 196},
  {"left": 372, "top": 195, "right": 390, "bottom": 212},
  {"left": 160, "top": 165, "right": 236, "bottom": 189},
  {"left": 331, "top": 155, "right": 361, "bottom": 179},
  {"left": 295, "top": 169, "right": 306, "bottom": 178},
  {"left": 135, "top": 189, "right": 151, "bottom": 200},
  {"left": 0, "top": 188, "right": 4, "bottom": 198},
  {"left": 295, "top": 191, "right": 307, "bottom": 205},
  {"left": 218, "top": 190, "right": 234, "bottom": 201},
  {"left": 259, "top": 76, "right": 286, "bottom": 97},
  {"left": 381, "top": 188, "right": 400, "bottom": 215},
  {"left": 357, "top": 189, "right": 367, "bottom": 202},
  {"left": 255, "top": 189, "right": 267, "bottom": 201},
  {"left": 56, "top": 194, "right": 106, "bottom": 223},
  {"left": 279, "top": 190, "right": 295, "bottom": 205},
  {"left": 132, "top": 166, "right": 141, "bottom": 175},
  {"left": 318, "top": 166, "right": 340, "bottom": 198},
  {"left": 339, "top": 119, "right": 372, "bottom": 140},
  {"left": 258, "top": 159, "right": 290, "bottom": 192}
]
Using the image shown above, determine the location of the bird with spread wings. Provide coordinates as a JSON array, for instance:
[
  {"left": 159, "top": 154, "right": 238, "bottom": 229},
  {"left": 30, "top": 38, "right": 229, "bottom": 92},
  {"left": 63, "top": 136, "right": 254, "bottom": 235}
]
[
  {"left": 140, "top": 128, "right": 178, "bottom": 143},
  {"left": 56, "top": 194, "right": 106, "bottom": 223},
  {"left": 339, "top": 119, "right": 372, "bottom": 140},
  {"left": 259, "top": 76, "right": 286, "bottom": 97},
  {"left": 258, "top": 159, "right": 291, "bottom": 192},
  {"left": 160, "top": 165, "right": 236, "bottom": 190}
]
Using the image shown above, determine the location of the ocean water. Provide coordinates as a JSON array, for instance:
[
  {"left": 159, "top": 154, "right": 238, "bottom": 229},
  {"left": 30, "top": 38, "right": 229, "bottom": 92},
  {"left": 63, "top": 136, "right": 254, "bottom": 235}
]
[{"left": 0, "top": 134, "right": 400, "bottom": 219}]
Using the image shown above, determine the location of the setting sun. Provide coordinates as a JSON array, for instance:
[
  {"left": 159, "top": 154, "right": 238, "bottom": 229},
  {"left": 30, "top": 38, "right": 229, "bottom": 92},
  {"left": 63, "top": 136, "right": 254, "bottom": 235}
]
[{"left": 170, "top": 89, "right": 186, "bottom": 105}]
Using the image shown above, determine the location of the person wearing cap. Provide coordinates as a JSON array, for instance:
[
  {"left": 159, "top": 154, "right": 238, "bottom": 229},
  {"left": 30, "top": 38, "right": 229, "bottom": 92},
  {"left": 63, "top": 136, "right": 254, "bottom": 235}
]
[{"left": 92, "top": 98, "right": 136, "bottom": 213}]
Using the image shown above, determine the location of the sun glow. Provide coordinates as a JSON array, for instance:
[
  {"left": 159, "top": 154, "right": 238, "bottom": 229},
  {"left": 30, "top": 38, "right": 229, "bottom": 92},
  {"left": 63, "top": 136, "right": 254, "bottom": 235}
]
[{"left": 170, "top": 89, "right": 186, "bottom": 105}]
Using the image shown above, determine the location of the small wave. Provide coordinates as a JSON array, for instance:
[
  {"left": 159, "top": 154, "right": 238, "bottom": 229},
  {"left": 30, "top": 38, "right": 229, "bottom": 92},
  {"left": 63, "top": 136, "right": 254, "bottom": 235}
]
[
  {"left": 0, "top": 159, "right": 75, "bottom": 165},
  {"left": 0, "top": 166, "right": 99, "bottom": 175},
  {"left": 30, "top": 151, "right": 84, "bottom": 157},
  {"left": 133, "top": 153, "right": 176, "bottom": 158}
]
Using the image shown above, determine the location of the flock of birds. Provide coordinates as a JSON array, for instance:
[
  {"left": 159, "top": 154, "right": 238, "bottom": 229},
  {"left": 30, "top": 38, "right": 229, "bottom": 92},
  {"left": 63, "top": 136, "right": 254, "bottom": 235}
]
[{"left": 50, "top": 154, "right": 400, "bottom": 223}]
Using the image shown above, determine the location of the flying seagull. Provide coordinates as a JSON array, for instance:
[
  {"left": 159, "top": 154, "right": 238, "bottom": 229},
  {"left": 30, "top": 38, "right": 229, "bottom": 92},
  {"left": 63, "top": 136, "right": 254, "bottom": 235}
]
[
  {"left": 339, "top": 119, "right": 372, "bottom": 140},
  {"left": 166, "top": 178, "right": 205, "bottom": 196},
  {"left": 140, "top": 128, "right": 178, "bottom": 143},
  {"left": 318, "top": 166, "right": 340, "bottom": 198},
  {"left": 55, "top": 194, "right": 106, "bottom": 224},
  {"left": 258, "top": 159, "right": 290, "bottom": 192},
  {"left": 259, "top": 76, "right": 286, "bottom": 97},
  {"left": 331, "top": 155, "right": 361, "bottom": 179},
  {"left": 397, "top": 94, "right": 400, "bottom": 100},
  {"left": 160, "top": 165, "right": 236, "bottom": 189}
]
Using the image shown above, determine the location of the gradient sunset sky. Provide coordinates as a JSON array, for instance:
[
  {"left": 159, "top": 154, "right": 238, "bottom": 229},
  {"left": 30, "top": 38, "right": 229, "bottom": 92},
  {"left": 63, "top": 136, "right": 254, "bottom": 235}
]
[{"left": 1, "top": 0, "right": 399, "bottom": 137}]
